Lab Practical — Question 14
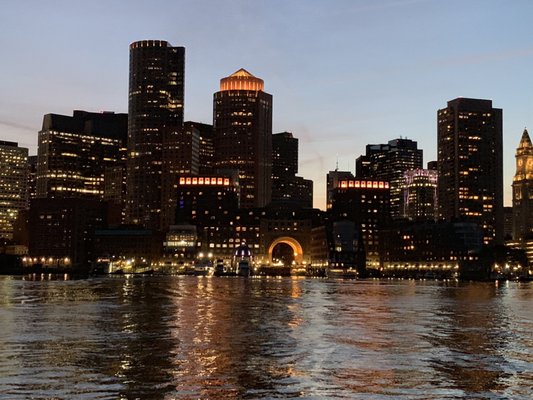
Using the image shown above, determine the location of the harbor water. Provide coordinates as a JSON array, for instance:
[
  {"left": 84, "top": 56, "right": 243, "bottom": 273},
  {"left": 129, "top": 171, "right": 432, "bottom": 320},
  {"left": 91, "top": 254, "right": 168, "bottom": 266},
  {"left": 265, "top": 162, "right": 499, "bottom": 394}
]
[{"left": 0, "top": 276, "right": 532, "bottom": 399}]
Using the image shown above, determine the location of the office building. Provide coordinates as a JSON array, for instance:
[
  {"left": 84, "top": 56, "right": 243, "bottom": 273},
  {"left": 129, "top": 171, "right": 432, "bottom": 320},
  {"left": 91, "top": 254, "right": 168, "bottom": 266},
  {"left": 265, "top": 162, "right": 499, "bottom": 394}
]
[
  {"left": 186, "top": 121, "right": 215, "bottom": 175},
  {"left": 326, "top": 170, "right": 354, "bottom": 210},
  {"left": 213, "top": 68, "right": 272, "bottom": 209},
  {"left": 28, "top": 198, "right": 107, "bottom": 268},
  {"left": 126, "top": 40, "right": 185, "bottom": 229},
  {"left": 437, "top": 98, "right": 503, "bottom": 245},
  {"left": 330, "top": 178, "right": 391, "bottom": 270},
  {"left": 356, "top": 138, "right": 423, "bottom": 218},
  {"left": 402, "top": 168, "right": 438, "bottom": 221},
  {"left": 161, "top": 121, "right": 201, "bottom": 229},
  {"left": 175, "top": 175, "right": 239, "bottom": 259},
  {"left": 380, "top": 220, "right": 483, "bottom": 278},
  {"left": 272, "top": 132, "right": 313, "bottom": 208},
  {"left": 0, "top": 141, "right": 28, "bottom": 239},
  {"left": 36, "top": 111, "right": 127, "bottom": 199}
]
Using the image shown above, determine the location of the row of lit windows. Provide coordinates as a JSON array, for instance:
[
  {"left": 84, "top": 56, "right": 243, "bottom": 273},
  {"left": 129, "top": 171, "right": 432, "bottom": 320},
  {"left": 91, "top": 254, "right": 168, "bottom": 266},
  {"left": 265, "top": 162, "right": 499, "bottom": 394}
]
[{"left": 338, "top": 180, "right": 389, "bottom": 189}]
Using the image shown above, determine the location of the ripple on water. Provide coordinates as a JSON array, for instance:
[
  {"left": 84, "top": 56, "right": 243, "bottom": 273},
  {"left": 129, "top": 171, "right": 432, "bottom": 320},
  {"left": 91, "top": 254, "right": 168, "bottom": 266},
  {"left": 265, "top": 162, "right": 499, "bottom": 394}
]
[{"left": 0, "top": 276, "right": 532, "bottom": 399}]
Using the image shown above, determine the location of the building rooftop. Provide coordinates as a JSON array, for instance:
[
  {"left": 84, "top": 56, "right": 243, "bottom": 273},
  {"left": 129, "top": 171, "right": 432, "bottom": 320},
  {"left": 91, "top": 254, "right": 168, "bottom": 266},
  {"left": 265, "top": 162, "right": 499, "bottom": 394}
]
[{"left": 219, "top": 68, "right": 264, "bottom": 91}]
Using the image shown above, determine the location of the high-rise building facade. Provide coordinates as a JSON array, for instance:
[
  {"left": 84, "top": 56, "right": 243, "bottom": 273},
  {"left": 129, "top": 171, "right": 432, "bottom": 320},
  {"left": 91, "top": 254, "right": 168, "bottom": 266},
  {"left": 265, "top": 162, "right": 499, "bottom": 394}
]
[
  {"left": 36, "top": 111, "right": 127, "bottom": 200},
  {"left": 512, "top": 129, "right": 533, "bottom": 251},
  {"left": 330, "top": 179, "right": 391, "bottom": 270},
  {"left": 213, "top": 69, "right": 272, "bottom": 209},
  {"left": 402, "top": 168, "right": 438, "bottom": 221},
  {"left": 437, "top": 98, "right": 503, "bottom": 245},
  {"left": 185, "top": 121, "right": 215, "bottom": 175},
  {"left": 0, "top": 141, "right": 28, "bottom": 240},
  {"left": 175, "top": 175, "right": 239, "bottom": 259},
  {"left": 272, "top": 132, "right": 313, "bottom": 208},
  {"left": 326, "top": 170, "right": 354, "bottom": 210},
  {"left": 355, "top": 138, "right": 423, "bottom": 218},
  {"left": 272, "top": 132, "right": 298, "bottom": 177},
  {"left": 160, "top": 121, "right": 201, "bottom": 229},
  {"left": 126, "top": 40, "right": 185, "bottom": 229}
]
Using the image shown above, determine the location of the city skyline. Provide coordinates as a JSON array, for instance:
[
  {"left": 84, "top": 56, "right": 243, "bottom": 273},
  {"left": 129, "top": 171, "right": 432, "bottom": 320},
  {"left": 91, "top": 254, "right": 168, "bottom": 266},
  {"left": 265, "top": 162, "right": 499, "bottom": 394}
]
[{"left": 2, "top": 1, "right": 533, "bottom": 209}]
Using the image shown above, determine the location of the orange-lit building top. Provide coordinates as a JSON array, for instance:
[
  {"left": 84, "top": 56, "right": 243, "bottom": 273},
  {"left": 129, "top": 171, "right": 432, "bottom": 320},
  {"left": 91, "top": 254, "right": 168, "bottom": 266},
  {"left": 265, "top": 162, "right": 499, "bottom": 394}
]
[
  {"left": 337, "top": 180, "right": 389, "bottom": 189},
  {"left": 219, "top": 68, "right": 264, "bottom": 91}
]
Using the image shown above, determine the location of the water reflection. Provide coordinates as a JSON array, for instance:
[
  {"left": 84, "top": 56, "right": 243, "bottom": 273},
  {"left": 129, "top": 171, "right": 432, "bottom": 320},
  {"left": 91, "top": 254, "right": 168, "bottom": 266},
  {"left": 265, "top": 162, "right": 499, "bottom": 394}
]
[{"left": 0, "top": 276, "right": 531, "bottom": 399}]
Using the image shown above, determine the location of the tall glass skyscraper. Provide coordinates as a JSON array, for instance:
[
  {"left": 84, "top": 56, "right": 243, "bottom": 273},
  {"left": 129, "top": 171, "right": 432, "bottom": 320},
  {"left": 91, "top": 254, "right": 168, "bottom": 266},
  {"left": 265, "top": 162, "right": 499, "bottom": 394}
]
[
  {"left": 126, "top": 40, "right": 185, "bottom": 229},
  {"left": 213, "top": 69, "right": 272, "bottom": 209},
  {"left": 437, "top": 98, "right": 503, "bottom": 245}
]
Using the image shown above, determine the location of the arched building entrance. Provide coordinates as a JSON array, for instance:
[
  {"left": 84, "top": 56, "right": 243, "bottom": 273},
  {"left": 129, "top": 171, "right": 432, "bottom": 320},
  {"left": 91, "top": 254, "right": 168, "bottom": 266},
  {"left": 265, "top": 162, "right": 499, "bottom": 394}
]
[{"left": 267, "top": 237, "right": 304, "bottom": 265}]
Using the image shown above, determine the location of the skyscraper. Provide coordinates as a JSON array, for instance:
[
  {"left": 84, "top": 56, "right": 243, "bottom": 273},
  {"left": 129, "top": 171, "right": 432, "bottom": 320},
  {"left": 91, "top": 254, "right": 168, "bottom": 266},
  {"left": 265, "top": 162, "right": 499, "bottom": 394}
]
[
  {"left": 213, "top": 68, "right": 272, "bottom": 209},
  {"left": 37, "top": 111, "right": 127, "bottom": 200},
  {"left": 126, "top": 40, "right": 185, "bottom": 229},
  {"left": 402, "top": 168, "right": 438, "bottom": 221},
  {"left": 512, "top": 129, "right": 533, "bottom": 245},
  {"left": 330, "top": 178, "right": 391, "bottom": 270},
  {"left": 355, "top": 138, "right": 423, "bottom": 218},
  {"left": 0, "top": 141, "right": 28, "bottom": 240},
  {"left": 437, "top": 98, "right": 503, "bottom": 245},
  {"left": 326, "top": 169, "right": 354, "bottom": 210},
  {"left": 186, "top": 121, "right": 215, "bottom": 175},
  {"left": 272, "top": 132, "right": 313, "bottom": 208}
]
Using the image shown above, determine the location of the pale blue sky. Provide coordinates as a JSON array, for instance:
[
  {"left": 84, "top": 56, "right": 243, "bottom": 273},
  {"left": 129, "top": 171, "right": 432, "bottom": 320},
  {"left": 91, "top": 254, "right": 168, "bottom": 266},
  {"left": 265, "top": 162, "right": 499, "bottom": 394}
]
[{"left": 1, "top": 0, "right": 532, "bottom": 209}]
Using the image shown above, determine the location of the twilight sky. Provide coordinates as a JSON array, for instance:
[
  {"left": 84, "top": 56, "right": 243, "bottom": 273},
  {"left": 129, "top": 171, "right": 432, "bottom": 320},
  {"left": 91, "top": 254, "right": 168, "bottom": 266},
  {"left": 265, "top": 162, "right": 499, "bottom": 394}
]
[{"left": 1, "top": 0, "right": 532, "bottom": 209}]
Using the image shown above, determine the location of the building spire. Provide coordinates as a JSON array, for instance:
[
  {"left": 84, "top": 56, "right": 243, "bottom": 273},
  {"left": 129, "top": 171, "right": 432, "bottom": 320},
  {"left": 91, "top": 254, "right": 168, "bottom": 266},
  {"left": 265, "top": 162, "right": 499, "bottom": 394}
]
[{"left": 519, "top": 127, "right": 532, "bottom": 149}]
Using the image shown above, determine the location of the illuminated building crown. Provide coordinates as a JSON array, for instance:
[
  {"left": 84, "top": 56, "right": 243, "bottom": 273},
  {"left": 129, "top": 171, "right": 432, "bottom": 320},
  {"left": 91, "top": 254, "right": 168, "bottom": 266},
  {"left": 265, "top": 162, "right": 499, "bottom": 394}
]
[{"left": 220, "top": 68, "right": 264, "bottom": 91}]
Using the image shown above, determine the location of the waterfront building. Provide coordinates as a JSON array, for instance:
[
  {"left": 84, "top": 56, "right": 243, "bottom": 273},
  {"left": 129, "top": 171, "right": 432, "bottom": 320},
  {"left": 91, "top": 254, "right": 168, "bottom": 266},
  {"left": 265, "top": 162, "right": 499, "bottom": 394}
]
[
  {"left": 93, "top": 227, "right": 164, "bottom": 266},
  {"left": 0, "top": 141, "right": 28, "bottom": 240},
  {"left": 163, "top": 224, "right": 197, "bottom": 259},
  {"left": 272, "top": 132, "right": 313, "bottom": 208},
  {"left": 402, "top": 168, "right": 438, "bottom": 221},
  {"left": 330, "top": 179, "right": 391, "bottom": 270},
  {"left": 36, "top": 111, "right": 127, "bottom": 200},
  {"left": 213, "top": 69, "right": 272, "bottom": 209},
  {"left": 328, "top": 220, "right": 364, "bottom": 271},
  {"left": 437, "top": 98, "right": 503, "bottom": 245},
  {"left": 28, "top": 198, "right": 108, "bottom": 268},
  {"left": 126, "top": 40, "right": 185, "bottom": 230},
  {"left": 511, "top": 128, "right": 533, "bottom": 264},
  {"left": 355, "top": 138, "right": 423, "bottom": 219},
  {"left": 175, "top": 175, "right": 239, "bottom": 259},
  {"left": 326, "top": 170, "right": 354, "bottom": 210},
  {"left": 380, "top": 220, "right": 484, "bottom": 278}
]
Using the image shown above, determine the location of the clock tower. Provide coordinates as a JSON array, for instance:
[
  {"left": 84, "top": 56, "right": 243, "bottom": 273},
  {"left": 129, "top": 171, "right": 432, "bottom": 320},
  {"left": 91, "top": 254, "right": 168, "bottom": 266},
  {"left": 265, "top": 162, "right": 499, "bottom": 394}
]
[{"left": 512, "top": 128, "right": 533, "bottom": 244}]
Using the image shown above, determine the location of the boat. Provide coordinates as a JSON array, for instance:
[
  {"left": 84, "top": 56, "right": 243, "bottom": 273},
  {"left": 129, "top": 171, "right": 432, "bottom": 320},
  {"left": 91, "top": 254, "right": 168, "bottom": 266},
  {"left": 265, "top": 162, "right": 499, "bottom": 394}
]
[{"left": 326, "top": 268, "right": 358, "bottom": 279}]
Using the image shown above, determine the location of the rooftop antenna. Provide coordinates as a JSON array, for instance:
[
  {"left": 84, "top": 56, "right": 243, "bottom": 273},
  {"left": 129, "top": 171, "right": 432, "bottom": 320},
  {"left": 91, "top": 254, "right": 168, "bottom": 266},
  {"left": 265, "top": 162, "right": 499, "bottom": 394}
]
[{"left": 335, "top": 154, "right": 339, "bottom": 171}]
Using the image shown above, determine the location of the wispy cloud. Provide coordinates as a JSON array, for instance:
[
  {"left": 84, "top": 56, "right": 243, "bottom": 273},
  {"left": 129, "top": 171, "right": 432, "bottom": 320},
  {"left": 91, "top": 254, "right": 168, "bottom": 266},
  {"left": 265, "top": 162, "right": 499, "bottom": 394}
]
[{"left": 0, "top": 120, "right": 36, "bottom": 132}]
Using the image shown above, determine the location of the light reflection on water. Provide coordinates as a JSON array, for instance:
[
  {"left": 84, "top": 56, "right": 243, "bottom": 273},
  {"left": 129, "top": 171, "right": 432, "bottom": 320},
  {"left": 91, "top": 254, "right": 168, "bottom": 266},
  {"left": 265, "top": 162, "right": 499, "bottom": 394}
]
[{"left": 0, "top": 276, "right": 532, "bottom": 399}]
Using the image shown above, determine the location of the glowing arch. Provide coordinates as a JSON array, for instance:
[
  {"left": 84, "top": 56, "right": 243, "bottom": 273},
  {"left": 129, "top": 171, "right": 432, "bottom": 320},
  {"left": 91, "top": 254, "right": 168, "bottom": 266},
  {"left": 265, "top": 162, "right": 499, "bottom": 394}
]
[{"left": 267, "top": 236, "right": 304, "bottom": 265}]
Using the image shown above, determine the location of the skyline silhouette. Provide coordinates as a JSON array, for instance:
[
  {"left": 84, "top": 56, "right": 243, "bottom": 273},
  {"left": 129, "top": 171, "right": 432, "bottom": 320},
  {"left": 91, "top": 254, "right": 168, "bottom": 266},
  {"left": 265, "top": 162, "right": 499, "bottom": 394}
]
[{"left": 1, "top": 0, "right": 532, "bottom": 209}]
